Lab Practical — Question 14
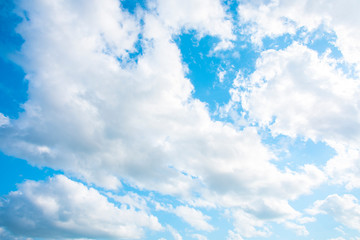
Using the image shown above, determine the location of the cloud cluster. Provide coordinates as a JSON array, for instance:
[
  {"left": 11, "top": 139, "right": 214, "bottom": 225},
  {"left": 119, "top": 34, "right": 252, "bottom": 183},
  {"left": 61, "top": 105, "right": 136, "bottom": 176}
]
[
  {"left": 0, "top": 0, "right": 324, "bottom": 204},
  {"left": 223, "top": 1, "right": 360, "bottom": 234},
  {"left": 0, "top": 175, "right": 162, "bottom": 239},
  {"left": 238, "top": 0, "right": 360, "bottom": 67},
  {"left": 241, "top": 43, "right": 360, "bottom": 144},
  {"left": 1, "top": 0, "right": 357, "bottom": 239},
  {"left": 156, "top": 0, "right": 234, "bottom": 40},
  {"left": 229, "top": 37, "right": 360, "bottom": 190}
]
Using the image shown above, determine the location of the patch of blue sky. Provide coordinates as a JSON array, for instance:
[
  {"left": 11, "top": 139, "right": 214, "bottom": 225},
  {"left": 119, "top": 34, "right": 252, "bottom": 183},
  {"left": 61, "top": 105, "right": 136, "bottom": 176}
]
[
  {"left": 202, "top": 208, "right": 234, "bottom": 239},
  {"left": 0, "top": 0, "right": 27, "bottom": 119},
  {"left": 297, "top": 27, "right": 339, "bottom": 57},
  {"left": 0, "top": 0, "right": 24, "bottom": 58},
  {"left": 0, "top": 152, "right": 63, "bottom": 196},
  {"left": 306, "top": 213, "right": 353, "bottom": 239},
  {"left": 258, "top": 126, "right": 336, "bottom": 171},
  {"left": 259, "top": 131, "right": 346, "bottom": 238},
  {"left": 175, "top": 31, "right": 259, "bottom": 117},
  {"left": 336, "top": 61, "right": 359, "bottom": 79},
  {"left": 260, "top": 25, "right": 339, "bottom": 57},
  {"left": 0, "top": 59, "right": 27, "bottom": 119},
  {"left": 0, "top": 1, "right": 50, "bottom": 197},
  {"left": 286, "top": 183, "right": 360, "bottom": 238},
  {"left": 121, "top": 0, "right": 147, "bottom": 14},
  {"left": 115, "top": 32, "right": 144, "bottom": 67},
  {"left": 222, "top": 0, "right": 240, "bottom": 21},
  {"left": 269, "top": 216, "right": 339, "bottom": 240},
  {"left": 262, "top": 33, "right": 294, "bottom": 51},
  {"left": 128, "top": 32, "right": 144, "bottom": 61},
  {"left": 293, "top": 26, "right": 358, "bottom": 78},
  {"left": 270, "top": 137, "right": 335, "bottom": 169},
  {"left": 175, "top": 32, "right": 230, "bottom": 111}
]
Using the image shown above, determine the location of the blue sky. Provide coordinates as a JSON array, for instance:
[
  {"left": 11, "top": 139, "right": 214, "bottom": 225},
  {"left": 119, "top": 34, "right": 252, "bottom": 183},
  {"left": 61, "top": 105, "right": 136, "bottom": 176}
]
[{"left": 1, "top": 0, "right": 360, "bottom": 239}]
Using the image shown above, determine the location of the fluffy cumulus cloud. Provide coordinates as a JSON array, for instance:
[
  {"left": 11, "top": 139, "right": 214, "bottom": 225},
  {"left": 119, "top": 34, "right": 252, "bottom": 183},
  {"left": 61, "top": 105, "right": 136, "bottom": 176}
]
[
  {"left": 230, "top": 41, "right": 360, "bottom": 189},
  {"left": 325, "top": 145, "right": 360, "bottom": 190},
  {"left": 2, "top": 0, "right": 360, "bottom": 239},
  {"left": 0, "top": 0, "right": 324, "bottom": 209},
  {"left": 156, "top": 0, "right": 234, "bottom": 39},
  {"left": 227, "top": 0, "right": 360, "bottom": 199},
  {"left": 238, "top": 0, "right": 360, "bottom": 66},
  {"left": 0, "top": 175, "right": 162, "bottom": 239},
  {"left": 308, "top": 194, "right": 360, "bottom": 232},
  {"left": 241, "top": 43, "right": 360, "bottom": 144}
]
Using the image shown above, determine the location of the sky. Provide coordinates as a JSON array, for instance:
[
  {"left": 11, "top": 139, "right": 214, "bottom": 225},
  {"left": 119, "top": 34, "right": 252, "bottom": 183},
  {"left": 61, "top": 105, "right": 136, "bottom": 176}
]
[{"left": 1, "top": 0, "right": 360, "bottom": 239}]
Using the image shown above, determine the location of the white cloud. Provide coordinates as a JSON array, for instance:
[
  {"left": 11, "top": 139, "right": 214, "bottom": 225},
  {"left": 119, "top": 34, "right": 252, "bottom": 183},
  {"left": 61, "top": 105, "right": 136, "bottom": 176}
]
[
  {"left": 173, "top": 206, "right": 214, "bottom": 231},
  {"left": 217, "top": 69, "right": 226, "bottom": 83},
  {"left": 106, "top": 191, "right": 149, "bottom": 211},
  {"left": 238, "top": 0, "right": 298, "bottom": 45},
  {"left": 0, "top": 227, "right": 27, "bottom": 240},
  {"left": 0, "top": 0, "right": 325, "bottom": 203},
  {"left": 308, "top": 194, "right": 360, "bottom": 232},
  {"left": 235, "top": 42, "right": 360, "bottom": 189},
  {"left": 0, "top": 113, "right": 9, "bottom": 127},
  {"left": 238, "top": 0, "right": 360, "bottom": 69},
  {"left": 335, "top": 226, "right": 346, "bottom": 235},
  {"left": 156, "top": 0, "right": 234, "bottom": 42},
  {"left": 228, "top": 209, "right": 270, "bottom": 238},
  {"left": 0, "top": 175, "right": 162, "bottom": 239},
  {"left": 325, "top": 145, "right": 360, "bottom": 190},
  {"left": 192, "top": 233, "right": 208, "bottom": 240},
  {"left": 283, "top": 221, "right": 309, "bottom": 236},
  {"left": 297, "top": 216, "right": 316, "bottom": 224},
  {"left": 0, "top": 0, "right": 332, "bottom": 238},
  {"left": 154, "top": 203, "right": 214, "bottom": 232},
  {"left": 167, "top": 225, "right": 183, "bottom": 240},
  {"left": 227, "top": 230, "right": 244, "bottom": 240},
  {"left": 241, "top": 43, "right": 360, "bottom": 143}
]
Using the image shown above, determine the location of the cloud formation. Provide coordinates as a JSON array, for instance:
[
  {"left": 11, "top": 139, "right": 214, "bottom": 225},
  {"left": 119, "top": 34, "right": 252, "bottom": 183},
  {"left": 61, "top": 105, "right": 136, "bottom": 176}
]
[
  {"left": 308, "top": 194, "right": 360, "bottom": 232},
  {"left": 0, "top": 175, "right": 162, "bottom": 239},
  {"left": 1, "top": 0, "right": 360, "bottom": 239},
  {"left": 0, "top": 0, "right": 324, "bottom": 209}
]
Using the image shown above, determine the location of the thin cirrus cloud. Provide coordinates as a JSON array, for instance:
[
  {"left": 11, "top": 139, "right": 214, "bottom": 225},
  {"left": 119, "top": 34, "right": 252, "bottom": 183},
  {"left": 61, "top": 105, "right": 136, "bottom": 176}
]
[{"left": 1, "top": 0, "right": 360, "bottom": 239}]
